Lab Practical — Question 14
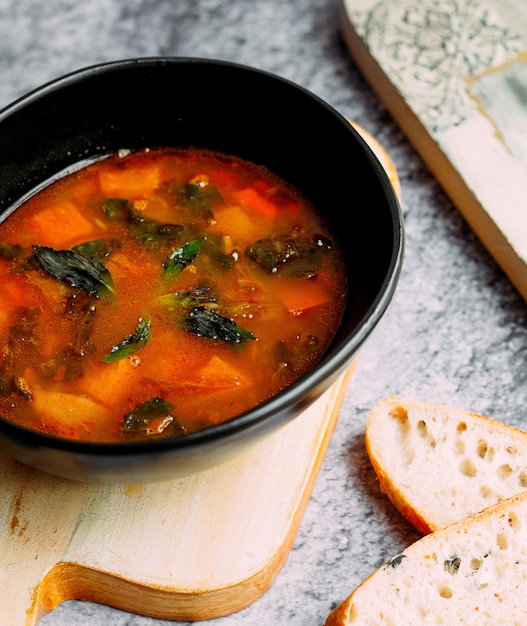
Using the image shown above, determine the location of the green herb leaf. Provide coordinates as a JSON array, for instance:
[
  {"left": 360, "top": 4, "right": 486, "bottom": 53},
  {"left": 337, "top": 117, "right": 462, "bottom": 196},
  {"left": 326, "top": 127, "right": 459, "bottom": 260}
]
[
  {"left": 185, "top": 306, "right": 256, "bottom": 344},
  {"left": 40, "top": 298, "right": 98, "bottom": 382},
  {"left": 121, "top": 396, "right": 187, "bottom": 438},
  {"left": 0, "top": 242, "right": 27, "bottom": 262},
  {"left": 33, "top": 245, "right": 114, "bottom": 299},
  {"left": 158, "top": 286, "right": 215, "bottom": 309},
  {"left": 162, "top": 236, "right": 206, "bottom": 278},
  {"left": 245, "top": 233, "right": 333, "bottom": 275},
  {"left": 103, "top": 198, "right": 183, "bottom": 248},
  {"left": 73, "top": 237, "right": 122, "bottom": 261},
  {"left": 0, "top": 243, "right": 39, "bottom": 273},
  {"left": 177, "top": 182, "right": 224, "bottom": 221},
  {"left": 102, "top": 316, "right": 151, "bottom": 363}
]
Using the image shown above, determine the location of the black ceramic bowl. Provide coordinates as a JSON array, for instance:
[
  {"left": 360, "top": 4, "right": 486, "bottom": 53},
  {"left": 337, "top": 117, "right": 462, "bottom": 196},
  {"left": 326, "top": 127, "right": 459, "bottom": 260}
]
[{"left": 0, "top": 58, "right": 403, "bottom": 483}]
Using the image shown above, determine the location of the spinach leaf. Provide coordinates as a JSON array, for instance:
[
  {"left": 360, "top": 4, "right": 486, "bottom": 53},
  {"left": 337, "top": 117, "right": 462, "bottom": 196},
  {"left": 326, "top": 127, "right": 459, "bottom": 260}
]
[
  {"left": 101, "top": 316, "right": 151, "bottom": 363},
  {"left": 103, "top": 198, "right": 183, "bottom": 248},
  {"left": 0, "top": 306, "right": 41, "bottom": 398},
  {"left": 158, "top": 286, "right": 215, "bottom": 309},
  {"left": 162, "top": 236, "right": 206, "bottom": 278},
  {"left": 176, "top": 182, "right": 224, "bottom": 222},
  {"left": 0, "top": 242, "right": 27, "bottom": 262},
  {"left": 0, "top": 243, "right": 38, "bottom": 273},
  {"left": 73, "top": 237, "right": 122, "bottom": 261},
  {"left": 40, "top": 297, "right": 98, "bottom": 382},
  {"left": 33, "top": 245, "right": 114, "bottom": 299},
  {"left": 245, "top": 232, "right": 333, "bottom": 275},
  {"left": 121, "top": 396, "right": 187, "bottom": 438},
  {"left": 185, "top": 306, "right": 255, "bottom": 344}
]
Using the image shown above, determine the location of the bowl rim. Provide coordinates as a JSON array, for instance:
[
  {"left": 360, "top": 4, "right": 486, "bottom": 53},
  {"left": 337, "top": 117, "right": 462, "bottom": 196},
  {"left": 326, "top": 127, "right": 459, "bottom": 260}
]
[{"left": 0, "top": 56, "right": 404, "bottom": 457}]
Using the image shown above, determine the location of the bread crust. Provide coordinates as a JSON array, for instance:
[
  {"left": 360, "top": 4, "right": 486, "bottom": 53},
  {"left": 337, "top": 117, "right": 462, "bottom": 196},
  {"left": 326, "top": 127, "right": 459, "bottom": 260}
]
[
  {"left": 324, "top": 491, "right": 527, "bottom": 625},
  {"left": 365, "top": 396, "right": 527, "bottom": 533}
]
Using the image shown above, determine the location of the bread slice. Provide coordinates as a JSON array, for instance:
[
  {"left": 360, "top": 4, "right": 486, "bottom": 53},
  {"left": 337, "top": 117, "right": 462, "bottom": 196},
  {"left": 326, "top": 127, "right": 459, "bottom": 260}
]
[
  {"left": 324, "top": 490, "right": 527, "bottom": 625},
  {"left": 365, "top": 396, "right": 527, "bottom": 533}
]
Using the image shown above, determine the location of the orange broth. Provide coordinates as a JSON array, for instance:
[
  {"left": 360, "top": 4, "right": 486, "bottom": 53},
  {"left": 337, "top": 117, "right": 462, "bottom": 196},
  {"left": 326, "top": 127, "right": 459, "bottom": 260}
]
[{"left": 0, "top": 148, "right": 346, "bottom": 442}]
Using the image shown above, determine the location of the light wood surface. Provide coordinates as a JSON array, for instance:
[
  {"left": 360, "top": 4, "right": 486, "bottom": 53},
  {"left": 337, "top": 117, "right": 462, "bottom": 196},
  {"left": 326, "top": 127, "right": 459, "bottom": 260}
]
[{"left": 341, "top": 0, "right": 527, "bottom": 302}]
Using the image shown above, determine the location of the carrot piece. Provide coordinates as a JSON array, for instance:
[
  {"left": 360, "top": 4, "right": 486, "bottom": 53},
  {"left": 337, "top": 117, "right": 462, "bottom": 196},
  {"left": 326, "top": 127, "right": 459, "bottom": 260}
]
[
  {"left": 232, "top": 187, "right": 279, "bottom": 219},
  {"left": 276, "top": 279, "right": 331, "bottom": 315},
  {"left": 99, "top": 165, "right": 161, "bottom": 199},
  {"left": 27, "top": 200, "right": 94, "bottom": 247}
]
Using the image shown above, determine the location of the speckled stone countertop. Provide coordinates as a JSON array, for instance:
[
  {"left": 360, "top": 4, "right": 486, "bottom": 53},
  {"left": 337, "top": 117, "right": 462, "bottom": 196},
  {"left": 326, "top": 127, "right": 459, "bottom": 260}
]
[{"left": 3, "top": 1, "right": 527, "bottom": 624}]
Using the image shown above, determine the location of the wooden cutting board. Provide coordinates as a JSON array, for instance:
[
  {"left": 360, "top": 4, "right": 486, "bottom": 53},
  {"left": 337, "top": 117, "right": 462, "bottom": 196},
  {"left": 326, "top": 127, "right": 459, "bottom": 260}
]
[
  {"left": 0, "top": 123, "right": 398, "bottom": 625},
  {"left": 1, "top": 364, "right": 354, "bottom": 625},
  {"left": 342, "top": 0, "right": 527, "bottom": 302}
]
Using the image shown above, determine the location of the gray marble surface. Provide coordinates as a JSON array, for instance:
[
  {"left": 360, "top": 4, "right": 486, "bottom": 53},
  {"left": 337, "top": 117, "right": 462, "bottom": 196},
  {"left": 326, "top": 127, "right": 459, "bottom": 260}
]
[{"left": 2, "top": 0, "right": 527, "bottom": 624}]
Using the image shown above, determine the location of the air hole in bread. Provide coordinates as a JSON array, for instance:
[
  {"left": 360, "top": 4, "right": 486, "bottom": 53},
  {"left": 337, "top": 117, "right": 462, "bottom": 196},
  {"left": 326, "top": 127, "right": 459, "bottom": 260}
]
[
  {"left": 498, "top": 464, "right": 513, "bottom": 480},
  {"left": 416, "top": 419, "right": 437, "bottom": 448},
  {"left": 390, "top": 407, "right": 415, "bottom": 465},
  {"left": 403, "top": 447, "right": 415, "bottom": 465},
  {"left": 454, "top": 438, "right": 465, "bottom": 455},
  {"left": 476, "top": 439, "right": 488, "bottom": 459},
  {"left": 480, "top": 485, "right": 493, "bottom": 498},
  {"left": 438, "top": 586, "right": 453, "bottom": 599},
  {"left": 508, "top": 512, "right": 521, "bottom": 531},
  {"left": 470, "top": 557, "right": 482, "bottom": 570},
  {"left": 456, "top": 421, "right": 467, "bottom": 433},
  {"left": 496, "top": 530, "right": 509, "bottom": 550},
  {"left": 519, "top": 471, "right": 527, "bottom": 488},
  {"left": 459, "top": 458, "right": 477, "bottom": 477},
  {"left": 444, "top": 556, "right": 461, "bottom": 575},
  {"left": 390, "top": 405, "right": 409, "bottom": 426}
]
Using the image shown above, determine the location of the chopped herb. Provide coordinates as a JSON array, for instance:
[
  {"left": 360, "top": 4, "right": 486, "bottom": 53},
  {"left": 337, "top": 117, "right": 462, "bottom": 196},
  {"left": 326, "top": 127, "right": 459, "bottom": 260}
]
[
  {"left": 162, "top": 236, "right": 206, "bottom": 278},
  {"left": 33, "top": 245, "right": 114, "bottom": 299},
  {"left": 73, "top": 237, "right": 122, "bottom": 260},
  {"left": 176, "top": 181, "right": 224, "bottom": 221},
  {"left": 102, "top": 316, "right": 151, "bottom": 363},
  {"left": 40, "top": 298, "right": 98, "bottom": 381},
  {"left": 0, "top": 307, "right": 41, "bottom": 396},
  {"left": 103, "top": 198, "right": 183, "bottom": 248},
  {"left": 0, "top": 242, "right": 38, "bottom": 273},
  {"left": 158, "top": 286, "right": 215, "bottom": 309},
  {"left": 0, "top": 242, "right": 27, "bottom": 262},
  {"left": 121, "top": 396, "right": 187, "bottom": 439},
  {"left": 245, "top": 232, "right": 333, "bottom": 275},
  {"left": 9, "top": 306, "right": 41, "bottom": 342},
  {"left": 185, "top": 306, "right": 256, "bottom": 344}
]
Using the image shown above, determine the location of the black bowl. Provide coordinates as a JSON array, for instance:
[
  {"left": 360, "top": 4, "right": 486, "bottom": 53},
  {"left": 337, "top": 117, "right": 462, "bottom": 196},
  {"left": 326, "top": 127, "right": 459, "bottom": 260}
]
[{"left": 0, "top": 58, "right": 403, "bottom": 483}]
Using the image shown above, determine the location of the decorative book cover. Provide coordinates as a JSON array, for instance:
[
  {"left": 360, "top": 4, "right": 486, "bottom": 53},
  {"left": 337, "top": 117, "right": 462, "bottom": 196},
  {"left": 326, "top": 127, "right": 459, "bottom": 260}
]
[{"left": 341, "top": 0, "right": 527, "bottom": 301}]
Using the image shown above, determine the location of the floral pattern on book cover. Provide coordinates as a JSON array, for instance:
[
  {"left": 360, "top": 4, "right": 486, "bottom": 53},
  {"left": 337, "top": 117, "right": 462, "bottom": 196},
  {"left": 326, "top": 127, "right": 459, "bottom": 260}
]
[{"left": 351, "top": 0, "right": 522, "bottom": 133}]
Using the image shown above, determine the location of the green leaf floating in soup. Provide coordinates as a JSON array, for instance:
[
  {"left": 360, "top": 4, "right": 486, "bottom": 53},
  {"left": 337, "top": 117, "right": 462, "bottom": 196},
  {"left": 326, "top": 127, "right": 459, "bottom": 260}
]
[
  {"left": 101, "top": 316, "right": 152, "bottom": 363},
  {"left": 0, "top": 148, "right": 347, "bottom": 442},
  {"left": 33, "top": 245, "right": 115, "bottom": 299}
]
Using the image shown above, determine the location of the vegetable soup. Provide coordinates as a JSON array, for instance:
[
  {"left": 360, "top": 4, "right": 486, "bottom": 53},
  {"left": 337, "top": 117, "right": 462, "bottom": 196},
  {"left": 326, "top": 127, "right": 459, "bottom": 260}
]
[{"left": 0, "top": 148, "right": 347, "bottom": 442}]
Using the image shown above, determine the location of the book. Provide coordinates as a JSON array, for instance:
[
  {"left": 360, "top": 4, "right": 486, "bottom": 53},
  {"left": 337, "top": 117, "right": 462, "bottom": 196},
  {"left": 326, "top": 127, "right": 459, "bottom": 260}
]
[{"left": 341, "top": 0, "right": 527, "bottom": 301}]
